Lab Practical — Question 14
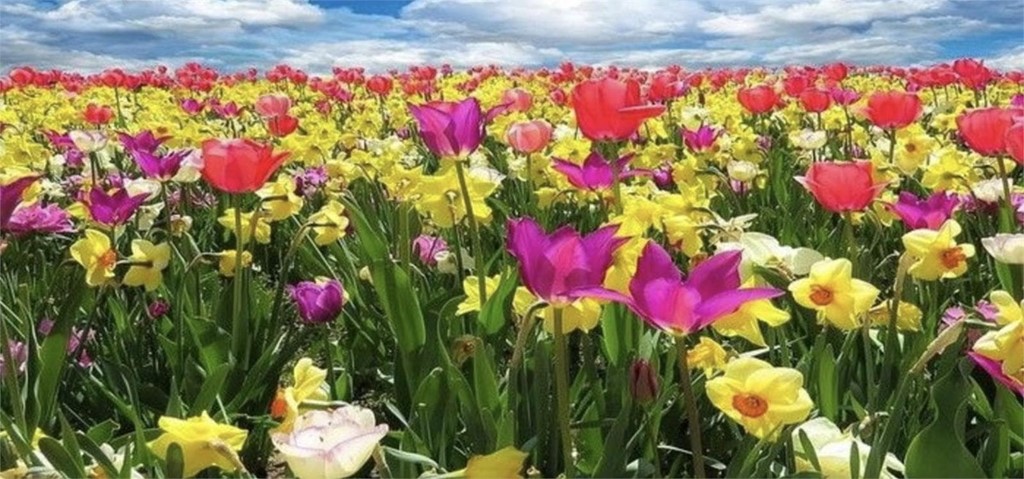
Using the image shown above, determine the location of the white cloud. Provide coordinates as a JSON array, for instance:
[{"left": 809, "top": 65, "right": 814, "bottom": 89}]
[
  {"left": 986, "top": 46, "right": 1024, "bottom": 71},
  {"left": 762, "top": 37, "right": 927, "bottom": 65},
  {"left": 282, "top": 39, "right": 564, "bottom": 73},
  {"left": 699, "top": 0, "right": 946, "bottom": 38},
  {"left": 590, "top": 48, "right": 757, "bottom": 68}
]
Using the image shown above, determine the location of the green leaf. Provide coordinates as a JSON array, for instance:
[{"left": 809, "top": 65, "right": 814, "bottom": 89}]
[
  {"left": 38, "top": 437, "right": 87, "bottom": 478},
  {"left": 191, "top": 363, "right": 232, "bottom": 413},
  {"left": 816, "top": 344, "right": 838, "bottom": 420},
  {"left": 904, "top": 360, "right": 985, "bottom": 478},
  {"left": 76, "top": 432, "right": 120, "bottom": 479},
  {"left": 477, "top": 270, "right": 517, "bottom": 335},
  {"left": 86, "top": 420, "right": 119, "bottom": 444},
  {"left": 30, "top": 278, "right": 86, "bottom": 431},
  {"left": 382, "top": 446, "right": 439, "bottom": 469},
  {"left": 165, "top": 442, "right": 184, "bottom": 479}
]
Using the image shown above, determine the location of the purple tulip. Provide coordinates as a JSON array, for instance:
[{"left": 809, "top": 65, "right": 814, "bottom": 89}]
[
  {"left": 0, "top": 341, "right": 27, "bottom": 377},
  {"left": 0, "top": 175, "right": 39, "bottom": 232},
  {"left": 289, "top": 279, "right": 345, "bottom": 324},
  {"left": 889, "top": 191, "right": 959, "bottom": 230},
  {"left": 180, "top": 98, "right": 205, "bottom": 115},
  {"left": 1011, "top": 93, "right": 1024, "bottom": 108},
  {"left": 830, "top": 88, "right": 861, "bottom": 106},
  {"left": 7, "top": 203, "right": 74, "bottom": 235},
  {"left": 412, "top": 234, "right": 449, "bottom": 266},
  {"left": 621, "top": 242, "right": 781, "bottom": 335},
  {"left": 552, "top": 152, "right": 644, "bottom": 191},
  {"left": 408, "top": 98, "right": 507, "bottom": 158},
  {"left": 969, "top": 352, "right": 1024, "bottom": 396},
  {"left": 506, "top": 217, "right": 627, "bottom": 305},
  {"left": 119, "top": 130, "right": 169, "bottom": 155},
  {"left": 681, "top": 125, "right": 720, "bottom": 152},
  {"left": 87, "top": 187, "right": 148, "bottom": 226},
  {"left": 148, "top": 299, "right": 171, "bottom": 319},
  {"left": 211, "top": 100, "right": 242, "bottom": 119},
  {"left": 133, "top": 149, "right": 191, "bottom": 180}
]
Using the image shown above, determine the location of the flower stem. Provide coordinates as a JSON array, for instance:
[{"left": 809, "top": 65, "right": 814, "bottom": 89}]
[
  {"left": 552, "top": 308, "right": 574, "bottom": 478},
  {"left": 994, "top": 155, "right": 1014, "bottom": 233},
  {"left": 323, "top": 326, "right": 337, "bottom": 400},
  {"left": 230, "top": 199, "right": 247, "bottom": 365},
  {"left": 454, "top": 160, "right": 487, "bottom": 305},
  {"left": 675, "top": 337, "right": 706, "bottom": 478}
]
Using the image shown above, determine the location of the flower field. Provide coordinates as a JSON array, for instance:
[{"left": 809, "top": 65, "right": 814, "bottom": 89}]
[{"left": 0, "top": 60, "right": 1022, "bottom": 478}]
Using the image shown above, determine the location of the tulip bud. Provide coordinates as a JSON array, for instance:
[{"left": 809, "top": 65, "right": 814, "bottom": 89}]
[
  {"left": 629, "top": 359, "right": 658, "bottom": 406},
  {"left": 505, "top": 120, "right": 553, "bottom": 154}
]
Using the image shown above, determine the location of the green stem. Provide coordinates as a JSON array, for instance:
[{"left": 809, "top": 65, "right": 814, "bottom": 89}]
[
  {"left": 397, "top": 203, "right": 411, "bottom": 272},
  {"left": 230, "top": 200, "right": 247, "bottom": 364},
  {"left": 842, "top": 212, "right": 857, "bottom": 272},
  {"left": 508, "top": 301, "right": 546, "bottom": 440},
  {"left": 994, "top": 155, "right": 1014, "bottom": 234},
  {"left": 323, "top": 327, "right": 337, "bottom": 400},
  {"left": 454, "top": 160, "right": 487, "bottom": 305},
  {"left": 861, "top": 321, "right": 876, "bottom": 408},
  {"left": 553, "top": 308, "right": 574, "bottom": 477},
  {"left": 675, "top": 337, "right": 706, "bottom": 478}
]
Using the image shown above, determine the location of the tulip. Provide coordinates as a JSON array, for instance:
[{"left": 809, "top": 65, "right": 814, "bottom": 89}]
[
  {"left": 271, "top": 406, "right": 389, "bottom": 479},
  {"left": 501, "top": 87, "right": 533, "bottom": 112},
  {"left": 796, "top": 161, "right": 887, "bottom": 213},
  {"left": 648, "top": 72, "right": 687, "bottom": 102},
  {"left": 0, "top": 175, "right": 38, "bottom": 232},
  {"left": 552, "top": 152, "right": 643, "bottom": 191},
  {"left": 288, "top": 279, "right": 345, "bottom": 324},
  {"left": 83, "top": 103, "right": 114, "bottom": 125},
  {"left": 830, "top": 88, "right": 860, "bottom": 106},
  {"left": 798, "top": 88, "right": 831, "bottom": 113},
  {"left": 412, "top": 234, "right": 448, "bottom": 266},
  {"left": 505, "top": 120, "right": 552, "bottom": 154},
  {"left": 737, "top": 85, "right": 779, "bottom": 114},
  {"left": 1007, "top": 123, "right": 1024, "bottom": 165},
  {"left": 889, "top": 191, "right": 959, "bottom": 230},
  {"left": 956, "top": 107, "right": 1017, "bottom": 156},
  {"left": 366, "top": 75, "right": 393, "bottom": 96},
  {"left": 506, "top": 217, "right": 626, "bottom": 305},
  {"left": 180, "top": 98, "right": 205, "bottom": 115},
  {"left": 87, "top": 187, "right": 149, "bottom": 226},
  {"left": 792, "top": 417, "right": 905, "bottom": 478},
  {"left": 863, "top": 91, "right": 921, "bottom": 129},
  {"left": 69, "top": 130, "right": 108, "bottom": 153},
  {"left": 621, "top": 242, "right": 782, "bottom": 335},
  {"left": 570, "top": 77, "right": 665, "bottom": 142},
  {"left": 629, "top": 359, "right": 659, "bottom": 405},
  {"left": 681, "top": 125, "right": 720, "bottom": 152},
  {"left": 268, "top": 114, "right": 300, "bottom": 137},
  {"left": 981, "top": 233, "right": 1024, "bottom": 265},
  {"left": 201, "top": 138, "right": 289, "bottom": 193},
  {"left": 7, "top": 203, "right": 74, "bottom": 236},
  {"left": 409, "top": 98, "right": 504, "bottom": 158},
  {"left": 255, "top": 93, "right": 292, "bottom": 118}
]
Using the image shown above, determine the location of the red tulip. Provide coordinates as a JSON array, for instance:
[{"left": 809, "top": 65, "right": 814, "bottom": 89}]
[
  {"left": 254, "top": 93, "right": 291, "bottom": 118},
  {"left": 268, "top": 115, "right": 299, "bottom": 137},
  {"left": 956, "top": 107, "right": 1017, "bottom": 156},
  {"left": 863, "top": 91, "right": 921, "bottom": 129},
  {"left": 571, "top": 78, "right": 665, "bottom": 142},
  {"left": 782, "top": 75, "right": 811, "bottom": 97},
  {"left": 83, "top": 103, "right": 114, "bottom": 125},
  {"left": 648, "top": 72, "right": 686, "bottom": 102},
  {"left": 201, "top": 139, "right": 289, "bottom": 193},
  {"left": 796, "top": 160, "right": 888, "bottom": 213},
  {"left": 501, "top": 88, "right": 533, "bottom": 113},
  {"left": 366, "top": 75, "right": 393, "bottom": 96},
  {"left": 1006, "top": 123, "right": 1024, "bottom": 165},
  {"left": 505, "top": 120, "right": 552, "bottom": 154},
  {"left": 823, "top": 63, "right": 849, "bottom": 82},
  {"left": 737, "top": 85, "right": 779, "bottom": 114},
  {"left": 799, "top": 88, "right": 832, "bottom": 113}
]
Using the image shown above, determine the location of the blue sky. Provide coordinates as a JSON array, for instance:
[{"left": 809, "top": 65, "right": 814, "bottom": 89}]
[{"left": 1, "top": 0, "right": 1021, "bottom": 73}]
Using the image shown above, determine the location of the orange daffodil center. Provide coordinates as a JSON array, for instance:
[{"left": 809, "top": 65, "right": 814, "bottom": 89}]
[{"left": 732, "top": 393, "right": 769, "bottom": 418}]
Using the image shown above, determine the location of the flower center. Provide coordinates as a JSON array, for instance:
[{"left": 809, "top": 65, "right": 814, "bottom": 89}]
[
  {"left": 904, "top": 143, "right": 917, "bottom": 153},
  {"left": 810, "top": 285, "right": 834, "bottom": 306},
  {"left": 99, "top": 249, "right": 117, "bottom": 269},
  {"left": 940, "top": 247, "right": 966, "bottom": 269},
  {"left": 732, "top": 393, "right": 768, "bottom": 418}
]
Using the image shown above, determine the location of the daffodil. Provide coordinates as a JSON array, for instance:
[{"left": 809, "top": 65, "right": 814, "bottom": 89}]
[
  {"left": 457, "top": 275, "right": 501, "bottom": 315},
  {"left": 706, "top": 357, "right": 813, "bottom": 440},
  {"left": 122, "top": 240, "right": 171, "bottom": 291},
  {"left": 218, "top": 250, "right": 252, "bottom": 277},
  {"left": 686, "top": 337, "right": 728, "bottom": 377},
  {"left": 413, "top": 167, "right": 498, "bottom": 228},
  {"left": 868, "top": 300, "right": 923, "bottom": 331},
  {"left": 148, "top": 411, "right": 247, "bottom": 478},
  {"left": 901, "top": 219, "right": 974, "bottom": 281},
  {"left": 256, "top": 176, "right": 304, "bottom": 221},
  {"left": 307, "top": 201, "right": 350, "bottom": 245},
  {"left": 69, "top": 229, "right": 117, "bottom": 287},
  {"left": 271, "top": 358, "right": 329, "bottom": 432},
  {"left": 972, "top": 320, "right": 1024, "bottom": 387},
  {"left": 989, "top": 290, "right": 1023, "bottom": 325},
  {"left": 789, "top": 258, "right": 879, "bottom": 330},
  {"left": 512, "top": 286, "right": 603, "bottom": 334},
  {"left": 713, "top": 279, "right": 791, "bottom": 346},
  {"left": 463, "top": 447, "right": 529, "bottom": 479},
  {"left": 218, "top": 208, "right": 271, "bottom": 245}
]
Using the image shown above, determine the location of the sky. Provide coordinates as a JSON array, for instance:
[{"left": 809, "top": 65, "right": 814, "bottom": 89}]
[{"left": 1, "top": 0, "right": 1022, "bottom": 73}]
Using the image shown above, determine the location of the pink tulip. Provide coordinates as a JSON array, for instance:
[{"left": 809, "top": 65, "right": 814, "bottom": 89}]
[
  {"left": 255, "top": 93, "right": 292, "bottom": 118},
  {"left": 501, "top": 88, "right": 533, "bottom": 113},
  {"left": 506, "top": 120, "right": 552, "bottom": 154}
]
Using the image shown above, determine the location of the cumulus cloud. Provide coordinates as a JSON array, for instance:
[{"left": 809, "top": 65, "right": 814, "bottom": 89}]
[{"left": 0, "top": 0, "right": 1019, "bottom": 72}]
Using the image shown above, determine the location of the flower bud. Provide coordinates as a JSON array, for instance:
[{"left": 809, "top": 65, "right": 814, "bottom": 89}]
[{"left": 629, "top": 359, "right": 659, "bottom": 406}]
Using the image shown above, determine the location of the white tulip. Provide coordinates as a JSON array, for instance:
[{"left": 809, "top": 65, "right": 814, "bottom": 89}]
[
  {"left": 793, "top": 417, "right": 904, "bottom": 479},
  {"left": 69, "top": 130, "right": 107, "bottom": 153},
  {"left": 982, "top": 234, "right": 1024, "bottom": 265},
  {"left": 717, "top": 232, "right": 824, "bottom": 278},
  {"left": 272, "top": 405, "right": 388, "bottom": 479}
]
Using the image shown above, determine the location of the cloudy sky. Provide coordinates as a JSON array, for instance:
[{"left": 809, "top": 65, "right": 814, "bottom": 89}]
[{"left": 1, "top": 0, "right": 1022, "bottom": 73}]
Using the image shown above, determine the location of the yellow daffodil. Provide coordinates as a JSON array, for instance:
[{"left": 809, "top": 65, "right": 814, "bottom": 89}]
[
  {"left": 271, "top": 358, "right": 329, "bottom": 432},
  {"left": 973, "top": 320, "right": 1024, "bottom": 386},
  {"left": 69, "top": 229, "right": 117, "bottom": 287},
  {"left": 868, "top": 300, "right": 923, "bottom": 331},
  {"left": 457, "top": 275, "right": 501, "bottom": 315},
  {"left": 148, "top": 411, "right": 247, "bottom": 478},
  {"left": 464, "top": 446, "right": 529, "bottom": 479},
  {"left": 413, "top": 167, "right": 498, "bottom": 228},
  {"left": 706, "top": 357, "right": 813, "bottom": 440},
  {"left": 256, "top": 176, "right": 304, "bottom": 221},
  {"left": 218, "top": 209, "right": 271, "bottom": 245},
  {"left": 122, "top": 240, "right": 171, "bottom": 291},
  {"left": 512, "top": 286, "right": 602, "bottom": 334},
  {"left": 901, "top": 220, "right": 974, "bottom": 281},
  {"left": 306, "top": 201, "right": 350, "bottom": 245},
  {"left": 789, "top": 258, "right": 879, "bottom": 330},
  {"left": 989, "top": 290, "right": 1023, "bottom": 325},
  {"left": 687, "top": 337, "right": 728, "bottom": 377},
  {"left": 713, "top": 279, "right": 791, "bottom": 346},
  {"left": 218, "top": 250, "right": 252, "bottom": 277}
]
